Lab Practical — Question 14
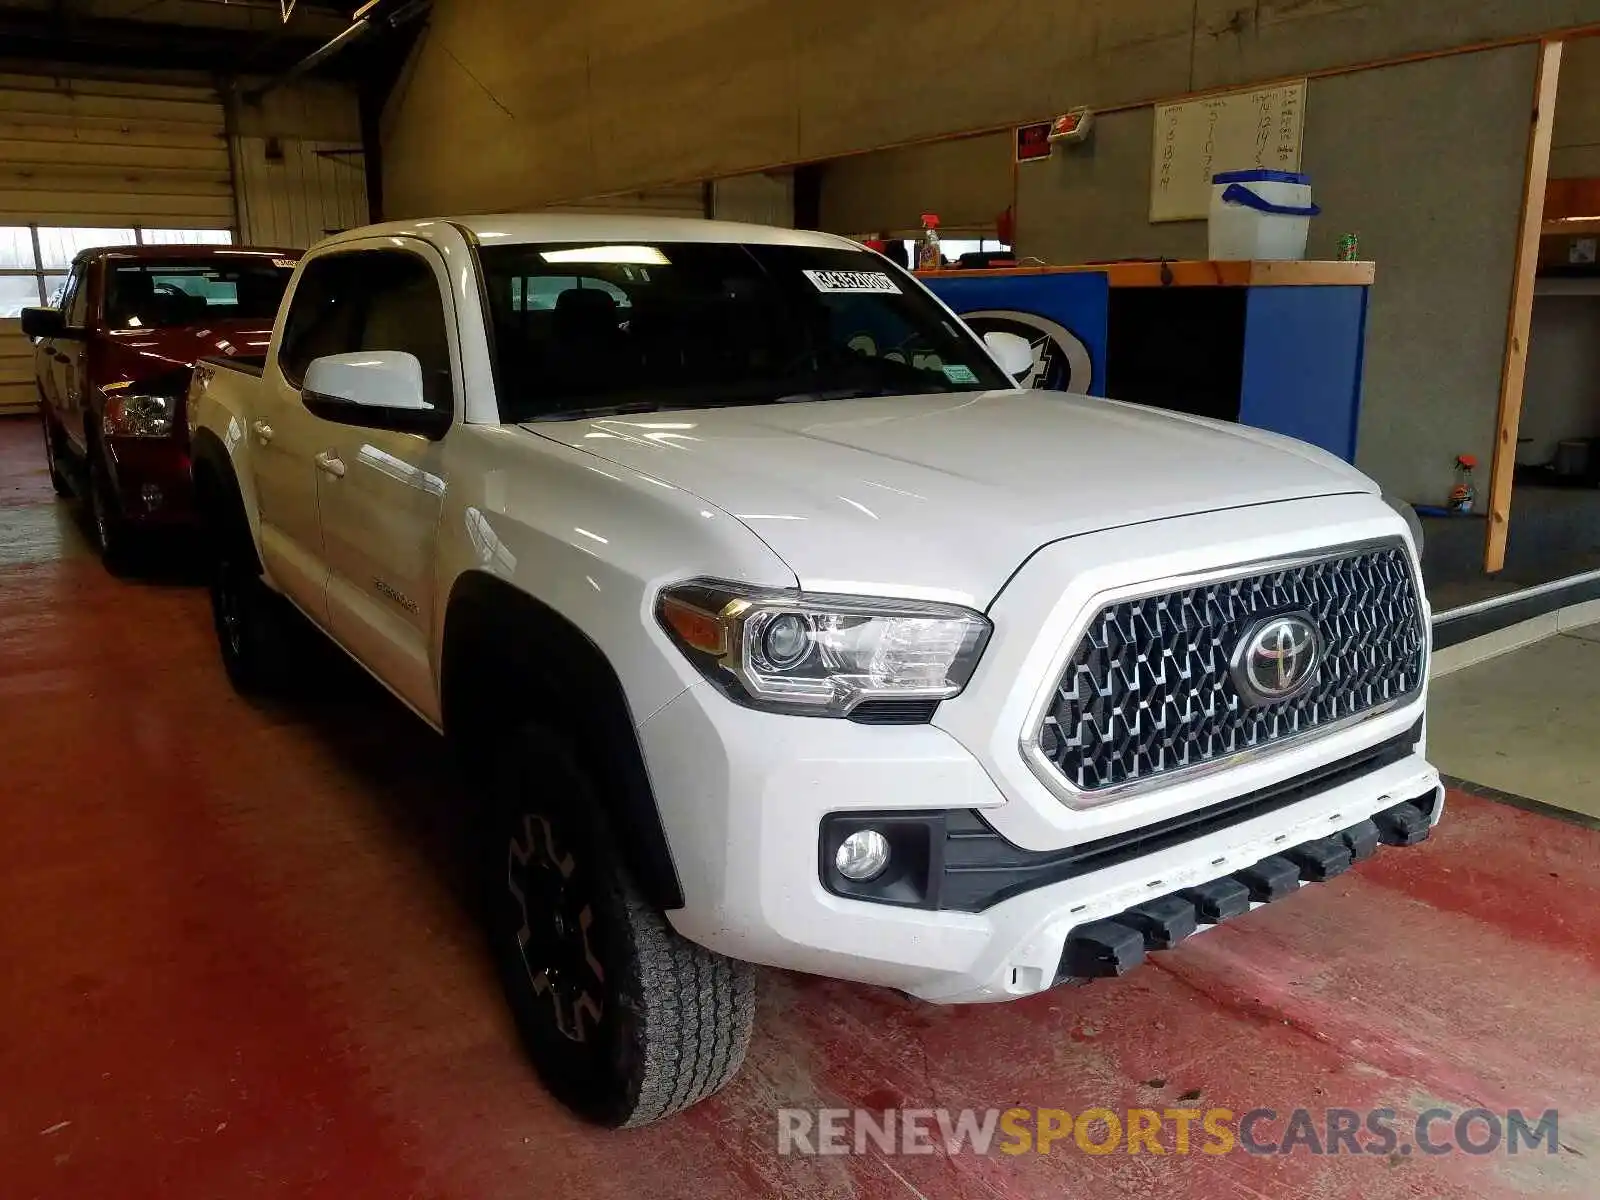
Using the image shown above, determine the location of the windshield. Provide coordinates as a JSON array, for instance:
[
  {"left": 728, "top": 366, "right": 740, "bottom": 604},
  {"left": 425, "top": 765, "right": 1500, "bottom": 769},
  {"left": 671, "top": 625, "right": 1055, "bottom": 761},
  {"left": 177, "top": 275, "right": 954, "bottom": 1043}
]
[
  {"left": 476, "top": 241, "right": 1011, "bottom": 421},
  {"left": 102, "top": 259, "right": 294, "bottom": 330}
]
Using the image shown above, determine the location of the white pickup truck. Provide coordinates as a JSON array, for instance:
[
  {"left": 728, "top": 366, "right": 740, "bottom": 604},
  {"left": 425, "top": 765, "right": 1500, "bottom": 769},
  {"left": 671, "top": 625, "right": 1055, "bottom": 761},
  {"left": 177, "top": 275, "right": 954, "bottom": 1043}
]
[{"left": 187, "top": 214, "right": 1441, "bottom": 1128}]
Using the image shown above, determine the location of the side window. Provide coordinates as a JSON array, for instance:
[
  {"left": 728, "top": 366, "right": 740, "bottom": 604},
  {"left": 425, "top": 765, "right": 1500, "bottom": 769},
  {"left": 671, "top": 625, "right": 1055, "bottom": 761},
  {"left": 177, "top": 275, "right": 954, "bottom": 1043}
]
[
  {"left": 355, "top": 252, "right": 453, "bottom": 412},
  {"left": 59, "top": 265, "right": 90, "bottom": 327},
  {"left": 279, "top": 249, "right": 452, "bottom": 412},
  {"left": 278, "top": 256, "right": 361, "bottom": 386}
]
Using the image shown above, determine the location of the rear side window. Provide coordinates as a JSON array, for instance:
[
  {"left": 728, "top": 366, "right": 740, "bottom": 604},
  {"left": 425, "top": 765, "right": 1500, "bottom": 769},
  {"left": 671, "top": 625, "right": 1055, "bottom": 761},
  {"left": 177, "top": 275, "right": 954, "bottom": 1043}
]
[
  {"left": 62, "top": 264, "right": 90, "bottom": 327},
  {"left": 278, "top": 249, "right": 453, "bottom": 411}
]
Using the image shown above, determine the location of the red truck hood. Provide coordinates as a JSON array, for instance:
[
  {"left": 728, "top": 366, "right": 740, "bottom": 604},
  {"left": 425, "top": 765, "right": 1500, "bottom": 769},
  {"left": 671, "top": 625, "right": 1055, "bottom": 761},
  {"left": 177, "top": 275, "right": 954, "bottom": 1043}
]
[{"left": 94, "top": 320, "right": 275, "bottom": 386}]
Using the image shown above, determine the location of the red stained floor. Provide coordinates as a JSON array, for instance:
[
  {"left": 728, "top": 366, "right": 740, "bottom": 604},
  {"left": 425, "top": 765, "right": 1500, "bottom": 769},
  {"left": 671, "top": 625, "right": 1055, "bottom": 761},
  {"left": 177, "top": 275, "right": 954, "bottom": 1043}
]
[{"left": 1, "top": 415, "right": 1597, "bottom": 1199}]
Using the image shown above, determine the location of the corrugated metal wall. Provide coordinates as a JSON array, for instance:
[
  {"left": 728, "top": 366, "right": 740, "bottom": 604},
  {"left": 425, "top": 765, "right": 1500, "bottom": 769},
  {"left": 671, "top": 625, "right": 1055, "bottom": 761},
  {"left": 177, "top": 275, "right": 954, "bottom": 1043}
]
[
  {"left": 710, "top": 171, "right": 794, "bottom": 227},
  {"left": 233, "top": 136, "right": 369, "bottom": 250},
  {"left": 0, "top": 73, "right": 231, "bottom": 415}
]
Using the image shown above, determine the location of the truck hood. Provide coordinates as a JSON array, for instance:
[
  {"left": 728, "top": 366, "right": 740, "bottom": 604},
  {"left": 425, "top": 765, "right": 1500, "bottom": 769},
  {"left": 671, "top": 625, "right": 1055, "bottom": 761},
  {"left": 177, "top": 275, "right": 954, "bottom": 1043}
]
[
  {"left": 96, "top": 320, "right": 275, "bottom": 385},
  {"left": 527, "top": 391, "right": 1376, "bottom": 607}
]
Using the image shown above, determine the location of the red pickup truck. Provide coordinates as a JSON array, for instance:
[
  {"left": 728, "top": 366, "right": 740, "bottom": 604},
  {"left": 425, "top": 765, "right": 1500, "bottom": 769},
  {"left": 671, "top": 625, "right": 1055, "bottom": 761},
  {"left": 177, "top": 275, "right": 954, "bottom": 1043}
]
[{"left": 23, "top": 245, "right": 300, "bottom": 568}]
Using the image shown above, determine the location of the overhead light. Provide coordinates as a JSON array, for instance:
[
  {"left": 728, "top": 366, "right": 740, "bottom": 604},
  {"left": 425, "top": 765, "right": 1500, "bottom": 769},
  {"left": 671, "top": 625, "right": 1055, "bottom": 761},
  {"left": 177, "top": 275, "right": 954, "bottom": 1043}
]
[{"left": 539, "top": 245, "right": 670, "bottom": 266}]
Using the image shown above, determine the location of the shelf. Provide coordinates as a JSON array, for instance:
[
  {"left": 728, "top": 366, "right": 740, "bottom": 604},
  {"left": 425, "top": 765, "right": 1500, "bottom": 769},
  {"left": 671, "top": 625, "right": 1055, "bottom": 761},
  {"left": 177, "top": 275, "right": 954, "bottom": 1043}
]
[
  {"left": 918, "top": 260, "right": 1376, "bottom": 288},
  {"left": 1535, "top": 276, "right": 1600, "bottom": 296},
  {"left": 1542, "top": 217, "right": 1600, "bottom": 236}
]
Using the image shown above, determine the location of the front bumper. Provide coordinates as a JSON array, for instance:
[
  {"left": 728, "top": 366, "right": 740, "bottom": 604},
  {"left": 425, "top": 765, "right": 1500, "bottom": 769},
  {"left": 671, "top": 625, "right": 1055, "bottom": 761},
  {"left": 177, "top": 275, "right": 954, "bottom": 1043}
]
[
  {"left": 642, "top": 679, "right": 1439, "bottom": 1004},
  {"left": 640, "top": 492, "right": 1439, "bottom": 1004},
  {"left": 104, "top": 437, "right": 197, "bottom": 526}
]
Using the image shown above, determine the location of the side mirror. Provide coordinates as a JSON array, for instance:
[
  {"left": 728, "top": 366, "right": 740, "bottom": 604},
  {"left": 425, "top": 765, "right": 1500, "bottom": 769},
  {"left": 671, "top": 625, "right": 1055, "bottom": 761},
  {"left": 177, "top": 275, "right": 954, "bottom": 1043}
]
[
  {"left": 301, "top": 350, "right": 450, "bottom": 439},
  {"left": 983, "top": 330, "right": 1034, "bottom": 381},
  {"left": 20, "top": 307, "right": 67, "bottom": 341}
]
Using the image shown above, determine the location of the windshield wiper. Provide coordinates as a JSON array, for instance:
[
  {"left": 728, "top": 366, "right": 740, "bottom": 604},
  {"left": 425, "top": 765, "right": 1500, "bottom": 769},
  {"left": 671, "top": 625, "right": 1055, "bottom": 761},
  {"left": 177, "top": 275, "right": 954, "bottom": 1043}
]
[
  {"left": 526, "top": 400, "right": 672, "bottom": 421},
  {"left": 769, "top": 386, "right": 901, "bottom": 404}
]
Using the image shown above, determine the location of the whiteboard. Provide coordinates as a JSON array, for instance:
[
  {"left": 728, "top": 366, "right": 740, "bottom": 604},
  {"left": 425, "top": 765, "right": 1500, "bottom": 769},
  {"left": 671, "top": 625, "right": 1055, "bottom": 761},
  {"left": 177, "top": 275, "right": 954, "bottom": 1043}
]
[{"left": 1150, "top": 81, "right": 1307, "bottom": 223}]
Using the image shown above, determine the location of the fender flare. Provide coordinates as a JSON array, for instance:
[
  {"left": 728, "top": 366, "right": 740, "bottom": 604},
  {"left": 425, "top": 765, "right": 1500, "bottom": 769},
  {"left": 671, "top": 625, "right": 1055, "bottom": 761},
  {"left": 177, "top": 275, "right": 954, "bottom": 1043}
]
[
  {"left": 190, "top": 426, "right": 263, "bottom": 571},
  {"left": 440, "top": 571, "right": 685, "bottom": 910}
]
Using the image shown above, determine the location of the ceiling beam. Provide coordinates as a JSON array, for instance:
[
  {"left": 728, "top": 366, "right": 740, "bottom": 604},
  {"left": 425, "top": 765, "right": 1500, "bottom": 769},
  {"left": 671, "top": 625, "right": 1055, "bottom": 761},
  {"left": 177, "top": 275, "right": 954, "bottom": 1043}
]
[{"left": 0, "top": 7, "right": 356, "bottom": 75}]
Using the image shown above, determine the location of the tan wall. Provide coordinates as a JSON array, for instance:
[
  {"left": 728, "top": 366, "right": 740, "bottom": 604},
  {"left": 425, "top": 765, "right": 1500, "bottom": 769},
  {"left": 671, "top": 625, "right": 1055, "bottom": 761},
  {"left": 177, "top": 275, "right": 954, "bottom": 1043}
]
[
  {"left": 818, "top": 133, "right": 1013, "bottom": 237},
  {"left": 1014, "top": 47, "right": 1538, "bottom": 508},
  {"left": 381, "top": 0, "right": 1600, "bottom": 216},
  {"left": 1552, "top": 35, "right": 1600, "bottom": 178}
]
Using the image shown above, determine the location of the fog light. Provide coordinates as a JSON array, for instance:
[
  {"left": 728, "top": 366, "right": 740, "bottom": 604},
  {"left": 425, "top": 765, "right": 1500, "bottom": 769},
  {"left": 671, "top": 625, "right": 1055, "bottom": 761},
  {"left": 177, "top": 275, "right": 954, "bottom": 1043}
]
[{"left": 835, "top": 829, "right": 890, "bottom": 881}]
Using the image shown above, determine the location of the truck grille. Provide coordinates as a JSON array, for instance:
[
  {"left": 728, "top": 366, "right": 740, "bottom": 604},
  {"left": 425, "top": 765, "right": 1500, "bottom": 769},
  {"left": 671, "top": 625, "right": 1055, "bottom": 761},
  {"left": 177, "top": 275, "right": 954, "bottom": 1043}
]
[{"left": 1036, "top": 543, "right": 1426, "bottom": 796}]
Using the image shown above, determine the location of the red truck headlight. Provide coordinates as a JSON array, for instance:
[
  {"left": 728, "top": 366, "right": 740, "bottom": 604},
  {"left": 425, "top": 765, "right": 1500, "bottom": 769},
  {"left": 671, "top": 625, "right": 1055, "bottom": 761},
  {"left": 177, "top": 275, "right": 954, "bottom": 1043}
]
[{"left": 103, "top": 393, "right": 177, "bottom": 438}]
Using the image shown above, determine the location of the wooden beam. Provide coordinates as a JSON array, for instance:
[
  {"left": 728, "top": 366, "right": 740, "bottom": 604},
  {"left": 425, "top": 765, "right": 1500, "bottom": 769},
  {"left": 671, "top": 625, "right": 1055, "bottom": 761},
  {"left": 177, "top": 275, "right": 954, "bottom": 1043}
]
[{"left": 1486, "top": 40, "right": 1563, "bottom": 575}]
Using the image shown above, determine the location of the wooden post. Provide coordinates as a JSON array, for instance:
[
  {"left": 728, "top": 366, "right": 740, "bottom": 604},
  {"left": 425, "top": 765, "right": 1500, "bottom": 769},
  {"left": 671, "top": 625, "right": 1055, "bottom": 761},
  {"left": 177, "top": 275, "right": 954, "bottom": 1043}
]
[{"left": 1485, "top": 39, "right": 1563, "bottom": 574}]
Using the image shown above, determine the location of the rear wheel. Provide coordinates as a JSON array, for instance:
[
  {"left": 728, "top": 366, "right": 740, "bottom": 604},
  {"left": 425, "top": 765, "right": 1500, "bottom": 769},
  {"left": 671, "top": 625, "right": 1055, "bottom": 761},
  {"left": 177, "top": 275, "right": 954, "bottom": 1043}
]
[
  {"left": 485, "top": 725, "right": 756, "bottom": 1127},
  {"left": 39, "top": 410, "right": 71, "bottom": 497},
  {"left": 205, "top": 480, "right": 293, "bottom": 696}
]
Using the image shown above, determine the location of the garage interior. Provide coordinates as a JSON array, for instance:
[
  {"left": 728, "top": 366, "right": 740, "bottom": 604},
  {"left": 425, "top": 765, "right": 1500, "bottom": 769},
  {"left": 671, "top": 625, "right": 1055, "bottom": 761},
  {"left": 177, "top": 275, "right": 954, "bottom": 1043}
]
[{"left": 3, "top": 2, "right": 1600, "bottom": 1198}]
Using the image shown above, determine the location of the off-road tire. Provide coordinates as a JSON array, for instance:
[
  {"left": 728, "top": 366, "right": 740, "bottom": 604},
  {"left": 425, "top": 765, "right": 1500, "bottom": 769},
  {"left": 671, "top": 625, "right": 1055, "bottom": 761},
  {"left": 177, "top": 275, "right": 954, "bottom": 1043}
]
[
  {"left": 486, "top": 724, "right": 756, "bottom": 1127},
  {"left": 207, "top": 499, "right": 293, "bottom": 696}
]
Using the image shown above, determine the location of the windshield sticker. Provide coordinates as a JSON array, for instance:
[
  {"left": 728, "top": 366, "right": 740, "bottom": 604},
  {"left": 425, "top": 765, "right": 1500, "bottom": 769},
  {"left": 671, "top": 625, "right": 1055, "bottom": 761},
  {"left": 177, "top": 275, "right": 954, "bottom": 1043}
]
[
  {"left": 942, "top": 363, "right": 977, "bottom": 383},
  {"left": 272, "top": 258, "right": 298, "bottom": 269},
  {"left": 803, "top": 269, "right": 902, "bottom": 294}
]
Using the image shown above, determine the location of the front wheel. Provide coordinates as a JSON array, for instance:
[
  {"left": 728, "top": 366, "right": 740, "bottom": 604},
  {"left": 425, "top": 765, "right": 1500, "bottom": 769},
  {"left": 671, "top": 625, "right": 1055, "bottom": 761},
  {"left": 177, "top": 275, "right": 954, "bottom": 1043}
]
[
  {"left": 40, "top": 411, "right": 71, "bottom": 497},
  {"left": 86, "top": 444, "right": 135, "bottom": 572},
  {"left": 486, "top": 726, "right": 756, "bottom": 1127}
]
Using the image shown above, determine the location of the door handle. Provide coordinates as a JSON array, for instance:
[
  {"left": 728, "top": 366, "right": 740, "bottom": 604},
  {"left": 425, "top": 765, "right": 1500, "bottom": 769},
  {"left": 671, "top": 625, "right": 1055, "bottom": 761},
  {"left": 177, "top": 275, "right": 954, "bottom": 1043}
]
[
  {"left": 252, "top": 420, "right": 274, "bottom": 445},
  {"left": 314, "top": 451, "right": 346, "bottom": 479}
]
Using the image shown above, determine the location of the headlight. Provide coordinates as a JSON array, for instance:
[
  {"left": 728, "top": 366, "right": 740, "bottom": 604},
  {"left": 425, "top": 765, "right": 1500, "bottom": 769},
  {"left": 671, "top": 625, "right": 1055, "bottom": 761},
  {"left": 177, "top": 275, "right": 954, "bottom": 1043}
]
[
  {"left": 103, "top": 392, "right": 176, "bottom": 438},
  {"left": 657, "top": 580, "right": 992, "bottom": 717}
]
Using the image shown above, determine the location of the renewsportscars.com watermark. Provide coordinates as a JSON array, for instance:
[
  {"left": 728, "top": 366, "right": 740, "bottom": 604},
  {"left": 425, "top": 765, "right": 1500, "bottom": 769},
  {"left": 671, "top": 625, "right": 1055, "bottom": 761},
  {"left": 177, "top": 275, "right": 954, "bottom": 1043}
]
[{"left": 777, "top": 1106, "right": 1561, "bottom": 1158}]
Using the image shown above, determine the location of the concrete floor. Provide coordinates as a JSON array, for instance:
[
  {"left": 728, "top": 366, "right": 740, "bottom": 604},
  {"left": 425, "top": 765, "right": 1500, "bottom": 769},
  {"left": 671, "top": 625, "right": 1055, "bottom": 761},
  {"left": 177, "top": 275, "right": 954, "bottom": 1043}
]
[
  {"left": 1428, "top": 626, "right": 1600, "bottom": 820},
  {"left": 3, "top": 415, "right": 1599, "bottom": 1199}
]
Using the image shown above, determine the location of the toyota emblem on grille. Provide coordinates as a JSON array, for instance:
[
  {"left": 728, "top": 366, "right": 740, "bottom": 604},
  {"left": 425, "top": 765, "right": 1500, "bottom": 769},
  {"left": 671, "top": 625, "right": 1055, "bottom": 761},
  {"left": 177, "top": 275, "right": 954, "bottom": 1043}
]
[{"left": 1231, "top": 613, "right": 1321, "bottom": 706}]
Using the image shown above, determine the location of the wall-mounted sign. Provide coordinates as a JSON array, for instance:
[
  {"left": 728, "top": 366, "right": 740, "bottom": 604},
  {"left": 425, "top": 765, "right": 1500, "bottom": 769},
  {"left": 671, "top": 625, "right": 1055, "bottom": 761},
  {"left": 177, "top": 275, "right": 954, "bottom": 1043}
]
[
  {"left": 1151, "top": 80, "right": 1307, "bottom": 222},
  {"left": 1049, "top": 108, "right": 1095, "bottom": 145},
  {"left": 1015, "top": 122, "right": 1053, "bottom": 164}
]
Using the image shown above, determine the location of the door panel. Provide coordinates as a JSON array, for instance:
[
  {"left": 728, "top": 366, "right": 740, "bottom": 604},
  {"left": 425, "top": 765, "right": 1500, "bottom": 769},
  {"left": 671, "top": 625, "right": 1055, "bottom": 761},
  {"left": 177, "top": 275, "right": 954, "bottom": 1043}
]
[
  {"left": 250, "top": 367, "right": 332, "bottom": 622},
  {"left": 319, "top": 430, "right": 446, "bottom": 717},
  {"left": 303, "top": 241, "right": 457, "bottom": 722},
  {"left": 46, "top": 265, "right": 90, "bottom": 452}
]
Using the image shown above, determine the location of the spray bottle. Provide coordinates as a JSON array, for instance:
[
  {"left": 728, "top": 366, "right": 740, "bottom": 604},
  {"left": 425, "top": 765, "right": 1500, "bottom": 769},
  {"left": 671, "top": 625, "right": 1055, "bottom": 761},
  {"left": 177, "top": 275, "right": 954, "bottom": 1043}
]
[{"left": 917, "top": 213, "right": 942, "bottom": 272}]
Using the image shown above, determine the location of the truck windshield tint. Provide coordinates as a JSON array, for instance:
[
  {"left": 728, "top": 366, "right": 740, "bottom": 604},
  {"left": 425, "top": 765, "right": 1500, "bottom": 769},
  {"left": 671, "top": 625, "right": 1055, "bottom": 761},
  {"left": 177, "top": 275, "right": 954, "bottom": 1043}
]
[
  {"left": 475, "top": 241, "right": 1010, "bottom": 421},
  {"left": 103, "top": 260, "right": 294, "bottom": 329}
]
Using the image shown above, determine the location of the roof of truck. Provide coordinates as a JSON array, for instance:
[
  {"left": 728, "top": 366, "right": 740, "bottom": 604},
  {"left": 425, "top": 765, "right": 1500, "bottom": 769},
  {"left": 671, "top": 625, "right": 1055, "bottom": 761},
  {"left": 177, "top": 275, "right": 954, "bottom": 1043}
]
[
  {"left": 75, "top": 244, "right": 301, "bottom": 266},
  {"left": 312, "top": 214, "right": 859, "bottom": 253}
]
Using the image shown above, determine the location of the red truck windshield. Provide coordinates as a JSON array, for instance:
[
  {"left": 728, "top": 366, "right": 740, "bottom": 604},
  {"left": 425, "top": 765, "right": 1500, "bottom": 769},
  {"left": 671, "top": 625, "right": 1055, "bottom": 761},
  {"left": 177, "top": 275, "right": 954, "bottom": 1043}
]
[{"left": 103, "top": 260, "right": 294, "bottom": 329}]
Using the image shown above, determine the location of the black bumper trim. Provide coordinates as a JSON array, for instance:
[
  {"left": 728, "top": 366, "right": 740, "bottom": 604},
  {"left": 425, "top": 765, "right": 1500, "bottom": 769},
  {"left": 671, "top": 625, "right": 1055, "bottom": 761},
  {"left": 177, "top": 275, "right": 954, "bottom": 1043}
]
[
  {"left": 938, "top": 718, "right": 1423, "bottom": 913},
  {"left": 1057, "top": 792, "right": 1437, "bottom": 984}
]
